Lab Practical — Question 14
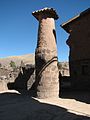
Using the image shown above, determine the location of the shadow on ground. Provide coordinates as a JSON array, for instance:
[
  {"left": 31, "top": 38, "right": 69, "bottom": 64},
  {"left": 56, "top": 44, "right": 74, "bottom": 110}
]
[
  {"left": 0, "top": 92, "right": 90, "bottom": 120},
  {"left": 60, "top": 89, "right": 90, "bottom": 104},
  {"left": 7, "top": 69, "right": 90, "bottom": 105},
  {"left": 59, "top": 76, "right": 90, "bottom": 104}
]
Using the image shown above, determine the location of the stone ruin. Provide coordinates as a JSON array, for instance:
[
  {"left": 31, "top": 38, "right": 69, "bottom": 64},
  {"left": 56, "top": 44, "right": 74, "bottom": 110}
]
[
  {"left": 32, "top": 8, "right": 59, "bottom": 98},
  {"left": 0, "top": 64, "right": 35, "bottom": 91}
]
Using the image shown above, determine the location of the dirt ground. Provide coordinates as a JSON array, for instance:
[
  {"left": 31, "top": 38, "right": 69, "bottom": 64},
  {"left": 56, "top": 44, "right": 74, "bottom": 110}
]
[{"left": 0, "top": 90, "right": 90, "bottom": 120}]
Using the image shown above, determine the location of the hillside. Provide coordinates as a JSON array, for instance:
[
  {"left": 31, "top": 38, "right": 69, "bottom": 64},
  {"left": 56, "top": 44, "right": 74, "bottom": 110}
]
[
  {"left": 0, "top": 54, "right": 69, "bottom": 76},
  {"left": 0, "top": 54, "right": 35, "bottom": 69}
]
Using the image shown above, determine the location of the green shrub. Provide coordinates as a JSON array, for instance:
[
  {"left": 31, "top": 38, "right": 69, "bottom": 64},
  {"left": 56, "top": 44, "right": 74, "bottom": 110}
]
[{"left": 10, "top": 61, "right": 16, "bottom": 71}]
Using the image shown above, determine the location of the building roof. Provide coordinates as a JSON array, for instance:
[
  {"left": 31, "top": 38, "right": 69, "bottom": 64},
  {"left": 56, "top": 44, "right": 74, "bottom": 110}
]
[
  {"left": 61, "top": 8, "right": 90, "bottom": 33},
  {"left": 32, "top": 7, "right": 59, "bottom": 20}
]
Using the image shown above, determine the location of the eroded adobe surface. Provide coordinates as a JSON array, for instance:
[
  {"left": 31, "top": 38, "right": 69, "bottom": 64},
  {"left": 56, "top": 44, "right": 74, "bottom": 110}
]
[{"left": 32, "top": 8, "right": 59, "bottom": 98}]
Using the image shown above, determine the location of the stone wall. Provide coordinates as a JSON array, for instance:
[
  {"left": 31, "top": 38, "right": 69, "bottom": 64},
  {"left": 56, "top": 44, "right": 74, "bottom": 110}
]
[
  {"left": 67, "top": 13, "right": 90, "bottom": 61},
  {"left": 66, "top": 13, "right": 90, "bottom": 90}
]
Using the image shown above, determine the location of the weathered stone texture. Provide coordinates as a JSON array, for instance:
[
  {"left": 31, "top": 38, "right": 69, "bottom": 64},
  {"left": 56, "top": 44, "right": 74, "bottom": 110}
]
[
  {"left": 62, "top": 8, "right": 90, "bottom": 90},
  {"left": 33, "top": 8, "right": 59, "bottom": 98}
]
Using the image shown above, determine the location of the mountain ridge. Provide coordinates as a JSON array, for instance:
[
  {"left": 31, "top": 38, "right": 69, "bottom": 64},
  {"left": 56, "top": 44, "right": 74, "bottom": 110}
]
[{"left": 0, "top": 54, "right": 35, "bottom": 68}]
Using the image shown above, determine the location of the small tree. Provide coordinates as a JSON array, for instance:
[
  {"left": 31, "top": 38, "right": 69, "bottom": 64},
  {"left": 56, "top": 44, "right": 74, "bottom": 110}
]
[
  {"left": 0, "top": 63, "right": 2, "bottom": 68},
  {"left": 57, "top": 62, "right": 62, "bottom": 70},
  {"left": 10, "top": 61, "right": 16, "bottom": 71}
]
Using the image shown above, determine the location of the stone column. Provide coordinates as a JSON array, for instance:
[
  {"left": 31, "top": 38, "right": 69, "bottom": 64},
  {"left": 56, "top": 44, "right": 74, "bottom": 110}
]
[{"left": 32, "top": 8, "right": 59, "bottom": 98}]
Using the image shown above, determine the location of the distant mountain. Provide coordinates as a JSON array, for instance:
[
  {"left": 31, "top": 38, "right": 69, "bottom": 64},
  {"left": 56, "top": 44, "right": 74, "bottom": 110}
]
[{"left": 0, "top": 54, "right": 35, "bottom": 69}]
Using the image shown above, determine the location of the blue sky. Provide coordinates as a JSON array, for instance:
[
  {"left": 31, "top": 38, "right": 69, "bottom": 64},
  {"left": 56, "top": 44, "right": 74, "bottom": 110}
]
[{"left": 0, "top": 0, "right": 90, "bottom": 61}]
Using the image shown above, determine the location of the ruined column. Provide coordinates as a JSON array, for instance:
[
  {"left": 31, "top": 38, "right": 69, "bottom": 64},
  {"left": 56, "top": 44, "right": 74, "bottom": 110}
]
[{"left": 32, "top": 8, "right": 59, "bottom": 98}]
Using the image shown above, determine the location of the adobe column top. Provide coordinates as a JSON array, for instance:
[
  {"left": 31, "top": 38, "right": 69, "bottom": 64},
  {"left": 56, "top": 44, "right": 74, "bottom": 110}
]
[{"left": 32, "top": 7, "right": 59, "bottom": 21}]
